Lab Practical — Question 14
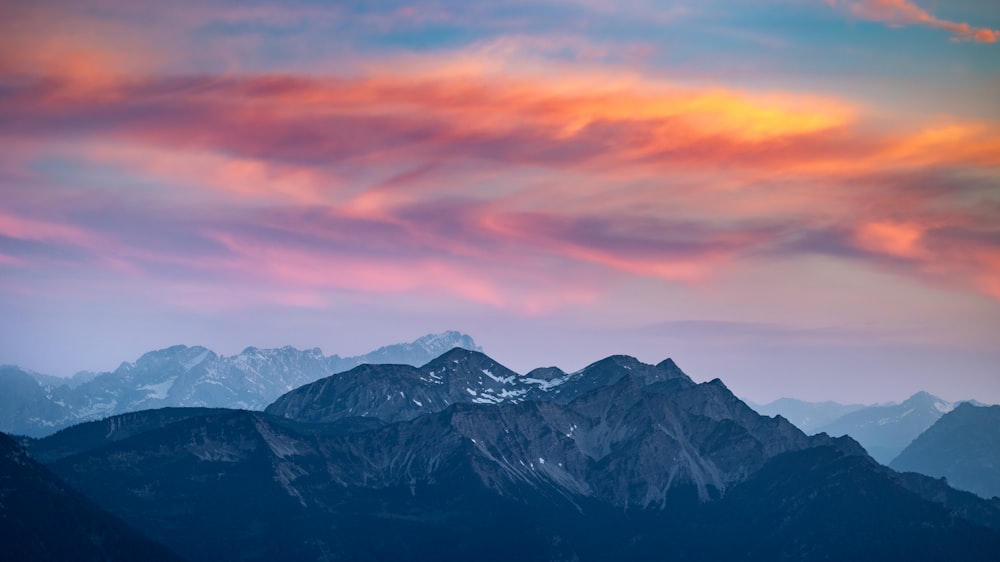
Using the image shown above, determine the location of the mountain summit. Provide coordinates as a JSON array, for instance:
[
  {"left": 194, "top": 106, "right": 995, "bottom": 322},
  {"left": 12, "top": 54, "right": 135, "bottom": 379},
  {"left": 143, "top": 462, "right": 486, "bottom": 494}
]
[{"left": 264, "top": 349, "right": 693, "bottom": 424}]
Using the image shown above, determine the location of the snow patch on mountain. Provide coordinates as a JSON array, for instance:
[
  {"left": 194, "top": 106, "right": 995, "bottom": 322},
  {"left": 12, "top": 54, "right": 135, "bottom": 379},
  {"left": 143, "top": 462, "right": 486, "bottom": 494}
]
[
  {"left": 139, "top": 377, "right": 177, "bottom": 400},
  {"left": 523, "top": 376, "right": 568, "bottom": 391},
  {"left": 181, "top": 349, "right": 211, "bottom": 370},
  {"left": 934, "top": 401, "right": 954, "bottom": 414}
]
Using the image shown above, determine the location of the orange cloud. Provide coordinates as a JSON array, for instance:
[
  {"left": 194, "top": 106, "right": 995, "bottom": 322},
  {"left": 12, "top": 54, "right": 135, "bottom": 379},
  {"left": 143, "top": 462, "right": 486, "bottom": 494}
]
[
  {"left": 855, "top": 221, "right": 926, "bottom": 258},
  {"left": 7, "top": 70, "right": 863, "bottom": 182},
  {"left": 880, "top": 123, "right": 1000, "bottom": 168},
  {"left": 0, "top": 2, "right": 175, "bottom": 90},
  {"left": 22, "top": 64, "right": 998, "bottom": 193},
  {"left": 976, "top": 253, "right": 1000, "bottom": 300},
  {"left": 832, "top": 0, "right": 999, "bottom": 43}
]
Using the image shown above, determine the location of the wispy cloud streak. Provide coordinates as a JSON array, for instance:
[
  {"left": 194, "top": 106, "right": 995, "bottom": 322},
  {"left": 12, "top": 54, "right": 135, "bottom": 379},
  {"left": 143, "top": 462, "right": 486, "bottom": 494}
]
[{"left": 830, "top": 0, "right": 999, "bottom": 42}]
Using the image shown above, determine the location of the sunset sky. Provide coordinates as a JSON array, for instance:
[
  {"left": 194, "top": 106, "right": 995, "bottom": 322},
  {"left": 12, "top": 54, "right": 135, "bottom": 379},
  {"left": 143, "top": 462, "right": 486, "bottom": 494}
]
[{"left": 1, "top": 0, "right": 998, "bottom": 404}]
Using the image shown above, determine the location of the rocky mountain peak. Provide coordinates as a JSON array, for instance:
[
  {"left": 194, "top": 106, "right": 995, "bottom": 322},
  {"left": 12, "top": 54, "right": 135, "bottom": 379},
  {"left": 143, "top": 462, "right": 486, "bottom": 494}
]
[
  {"left": 523, "top": 366, "right": 567, "bottom": 380},
  {"left": 413, "top": 330, "right": 481, "bottom": 352},
  {"left": 131, "top": 345, "right": 216, "bottom": 372},
  {"left": 581, "top": 354, "right": 642, "bottom": 370},
  {"left": 903, "top": 391, "right": 943, "bottom": 406},
  {"left": 656, "top": 356, "right": 683, "bottom": 371},
  {"left": 423, "top": 346, "right": 496, "bottom": 367}
]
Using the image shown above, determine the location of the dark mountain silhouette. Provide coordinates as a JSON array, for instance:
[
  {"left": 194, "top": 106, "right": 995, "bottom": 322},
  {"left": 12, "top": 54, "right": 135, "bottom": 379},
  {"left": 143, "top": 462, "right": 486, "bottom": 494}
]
[
  {"left": 0, "top": 432, "right": 180, "bottom": 561},
  {"left": 706, "top": 446, "right": 1000, "bottom": 560},
  {"left": 891, "top": 403, "right": 1000, "bottom": 499}
]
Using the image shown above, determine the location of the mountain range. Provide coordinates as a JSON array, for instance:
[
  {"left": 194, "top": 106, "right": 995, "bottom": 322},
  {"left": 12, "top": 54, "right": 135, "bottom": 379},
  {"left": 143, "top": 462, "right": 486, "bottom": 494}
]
[
  {"left": 749, "top": 397, "right": 865, "bottom": 434},
  {"left": 17, "top": 348, "right": 1000, "bottom": 561},
  {"left": 751, "top": 392, "right": 966, "bottom": 464},
  {"left": 0, "top": 331, "right": 479, "bottom": 437},
  {"left": 892, "top": 403, "right": 1000, "bottom": 500}
]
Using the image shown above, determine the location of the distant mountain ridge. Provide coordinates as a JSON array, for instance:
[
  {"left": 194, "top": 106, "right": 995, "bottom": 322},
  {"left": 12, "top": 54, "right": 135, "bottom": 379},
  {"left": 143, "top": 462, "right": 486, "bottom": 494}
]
[
  {"left": 749, "top": 397, "right": 866, "bottom": 433},
  {"left": 0, "top": 331, "right": 480, "bottom": 437},
  {"left": 814, "top": 391, "right": 958, "bottom": 464},
  {"left": 750, "top": 392, "right": 983, "bottom": 465},
  {"left": 24, "top": 349, "right": 1000, "bottom": 561},
  {"left": 891, "top": 403, "right": 1000, "bottom": 499}
]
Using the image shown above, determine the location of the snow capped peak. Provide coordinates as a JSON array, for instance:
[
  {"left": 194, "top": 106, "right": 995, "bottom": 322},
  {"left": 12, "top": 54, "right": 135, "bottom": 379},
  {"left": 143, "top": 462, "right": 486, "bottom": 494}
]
[
  {"left": 904, "top": 391, "right": 938, "bottom": 404},
  {"left": 934, "top": 400, "right": 954, "bottom": 414},
  {"left": 133, "top": 345, "right": 213, "bottom": 367},
  {"left": 412, "top": 331, "right": 482, "bottom": 353},
  {"left": 897, "top": 392, "right": 956, "bottom": 415},
  {"left": 581, "top": 355, "right": 642, "bottom": 371}
]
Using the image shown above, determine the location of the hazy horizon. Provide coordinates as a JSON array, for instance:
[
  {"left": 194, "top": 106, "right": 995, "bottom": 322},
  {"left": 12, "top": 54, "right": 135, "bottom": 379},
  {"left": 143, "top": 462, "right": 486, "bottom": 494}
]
[{"left": 5, "top": 328, "right": 998, "bottom": 406}]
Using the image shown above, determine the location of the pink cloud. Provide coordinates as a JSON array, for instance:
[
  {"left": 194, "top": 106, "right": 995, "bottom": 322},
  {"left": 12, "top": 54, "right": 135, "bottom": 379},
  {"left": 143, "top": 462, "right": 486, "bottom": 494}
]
[
  {"left": 0, "top": 253, "right": 27, "bottom": 267},
  {"left": 831, "top": 0, "right": 999, "bottom": 42},
  {"left": 83, "top": 143, "right": 340, "bottom": 205},
  {"left": 200, "top": 227, "right": 599, "bottom": 312},
  {"left": 0, "top": 212, "right": 106, "bottom": 250},
  {"left": 855, "top": 221, "right": 926, "bottom": 258}
]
